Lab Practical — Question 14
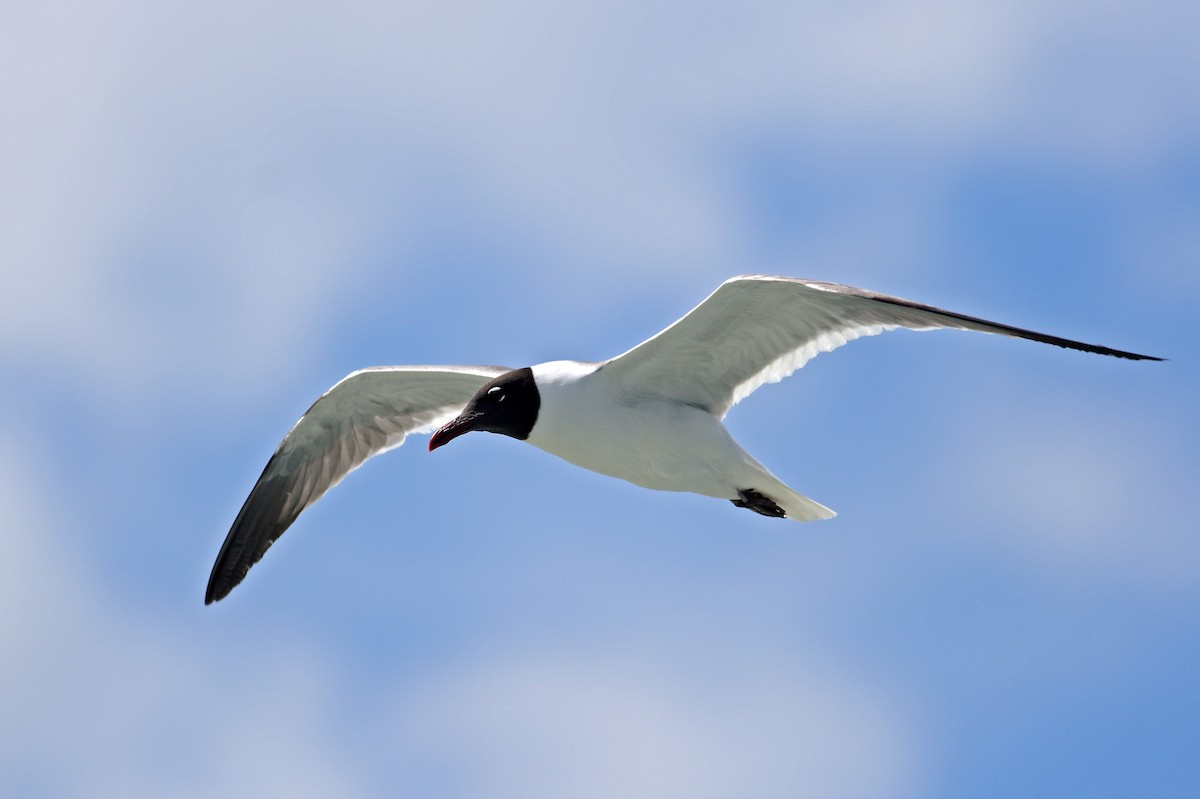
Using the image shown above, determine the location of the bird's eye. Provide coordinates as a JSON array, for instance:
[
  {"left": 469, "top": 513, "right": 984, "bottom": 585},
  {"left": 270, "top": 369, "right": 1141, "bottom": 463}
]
[{"left": 486, "top": 386, "right": 504, "bottom": 402}]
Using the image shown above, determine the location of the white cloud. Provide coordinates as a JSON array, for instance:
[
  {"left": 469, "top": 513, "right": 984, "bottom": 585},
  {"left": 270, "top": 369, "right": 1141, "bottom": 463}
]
[
  {"left": 0, "top": 2, "right": 1194, "bottom": 795},
  {"left": 941, "top": 389, "right": 1197, "bottom": 589},
  {"left": 0, "top": 422, "right": 925, "bottom": 798},
  {"left": 7, "top": 0, "right": 1194, "bottom": 412},
  {"left": 0, "top": 432, "right": 364, "bottom": 798},
  {"left": 384, "top": 644, "right": 921, "bottom": 798}
]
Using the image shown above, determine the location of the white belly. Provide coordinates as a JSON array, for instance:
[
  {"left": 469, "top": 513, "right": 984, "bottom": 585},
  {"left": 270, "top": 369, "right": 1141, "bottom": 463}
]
[
  {"left": 526, "top": 362, "right": 759, "bottom": 498},
  {"left": 523, "top": 360, "right": 835, "bottom": 522}
]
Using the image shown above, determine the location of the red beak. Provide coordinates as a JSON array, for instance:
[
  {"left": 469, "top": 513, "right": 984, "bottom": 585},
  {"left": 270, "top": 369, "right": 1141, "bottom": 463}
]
[{"left": 428, "top": 413, "right": 480, "bottom": 451}]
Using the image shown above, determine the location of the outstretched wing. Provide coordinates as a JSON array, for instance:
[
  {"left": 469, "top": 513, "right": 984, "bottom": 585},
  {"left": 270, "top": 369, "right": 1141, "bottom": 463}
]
[
  {"left": 206, "top": 364, "right": 509, "bottom": 603},
  {"left": 603, "top": 275, "right": 1161, "bottom": 418}
]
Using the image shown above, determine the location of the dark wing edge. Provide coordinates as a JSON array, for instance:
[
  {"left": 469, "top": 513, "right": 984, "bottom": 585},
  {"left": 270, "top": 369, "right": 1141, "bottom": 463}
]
[
  {"left": 601, "top": 275, "right": 1163, "bottom": 421},
  {"left": 814, "top": 281, "right": 1164, "bottom": 362},
  {"left": 205, "top": 450, "right": 306, "bottom": 604},
  {"left": 205, "top": 365, "right": 508, "bottom": 605}
]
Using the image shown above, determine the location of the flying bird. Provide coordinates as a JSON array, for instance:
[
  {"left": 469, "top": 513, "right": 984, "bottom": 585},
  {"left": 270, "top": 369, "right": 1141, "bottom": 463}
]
[{"left": 205, "top": 275, "right": 1160, "bottom": 603}]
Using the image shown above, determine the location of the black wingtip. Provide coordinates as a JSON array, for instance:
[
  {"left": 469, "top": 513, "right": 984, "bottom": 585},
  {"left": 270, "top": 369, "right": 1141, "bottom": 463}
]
[
  {"left": 205, "top": 543, "right": 257, "bottom": 606},
  {"left": 204, "top": 540, "right": 238, "bottom": 605},
  {"left": 857, "top": 292, "right": 1165, "bottom": 363},
  {"left": 204, "top": 566, "right": 232, "bottom": 605},
  {"left": 204, "top": 459, "right": 297, "bottom": 607},
  {"left": 1093, "top": 348, "right": 1164, "bottom": 362}
]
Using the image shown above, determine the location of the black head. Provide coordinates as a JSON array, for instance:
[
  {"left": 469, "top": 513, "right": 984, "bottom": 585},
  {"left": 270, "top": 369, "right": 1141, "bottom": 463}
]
[{"left": 428, "top": 367, "right": 540, "bottom": 451}]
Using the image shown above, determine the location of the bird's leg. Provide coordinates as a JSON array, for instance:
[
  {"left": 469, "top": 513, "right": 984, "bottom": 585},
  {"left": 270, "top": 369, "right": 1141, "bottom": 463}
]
[{"left": 731, "top": 488, "right": 786, "bottom": 518}]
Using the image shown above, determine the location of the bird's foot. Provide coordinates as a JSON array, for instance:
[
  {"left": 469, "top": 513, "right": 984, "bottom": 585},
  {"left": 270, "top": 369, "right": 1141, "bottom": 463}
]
[{"left": 731, "top": 488, "right": 786, "bottom": 518}]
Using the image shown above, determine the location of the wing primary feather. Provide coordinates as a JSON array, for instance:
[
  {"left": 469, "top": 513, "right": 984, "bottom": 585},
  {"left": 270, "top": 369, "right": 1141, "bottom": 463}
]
[
  {"left": 603, "top": 275, "right": 1162, "bottom": 419},
  {"left": 205, "top": 365, "right": 507, "bottom": 604},
  {"left": 861, "top": 292, "right": 1163, "bottom": 361},
  {"left": 208, "top": 279, "right": 1162, "bottom": 603}
]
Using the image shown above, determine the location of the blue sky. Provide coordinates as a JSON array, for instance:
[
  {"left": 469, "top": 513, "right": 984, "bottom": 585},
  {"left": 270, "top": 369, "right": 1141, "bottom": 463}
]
[{"left": 2, "top": 1, "right": 1196, "bottom": 796}]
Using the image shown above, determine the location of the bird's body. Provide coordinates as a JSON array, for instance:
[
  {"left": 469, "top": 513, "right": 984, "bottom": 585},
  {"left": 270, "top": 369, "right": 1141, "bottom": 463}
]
[
  {"left": 205, "top": 275, "right": 1160, "bottom": 603},
  {"left": 526, "top": 360, "right": 833, "bottom": 519}
]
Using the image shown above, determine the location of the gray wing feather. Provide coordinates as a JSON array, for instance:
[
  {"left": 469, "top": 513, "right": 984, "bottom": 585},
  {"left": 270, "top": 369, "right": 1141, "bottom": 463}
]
[
  {"left": 604, "top": 276, "right": 1160, "bottom": 418},
  {"left": 206, "top": 364, "right": 508, "bottom": 603}
]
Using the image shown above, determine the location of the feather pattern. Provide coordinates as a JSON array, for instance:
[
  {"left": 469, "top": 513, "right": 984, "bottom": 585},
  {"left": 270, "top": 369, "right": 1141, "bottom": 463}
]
[
  {"left": 205, "top": 364, "right": 508, "bottom": 603},
  {"left": 603, "top": 275, "right": 1160, "bottom": 418}
]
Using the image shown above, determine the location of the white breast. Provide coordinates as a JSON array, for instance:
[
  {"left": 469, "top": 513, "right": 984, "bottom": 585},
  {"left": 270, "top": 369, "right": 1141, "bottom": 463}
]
[{"left": 526, "top": 361, "right": 759, "bottom": 497}]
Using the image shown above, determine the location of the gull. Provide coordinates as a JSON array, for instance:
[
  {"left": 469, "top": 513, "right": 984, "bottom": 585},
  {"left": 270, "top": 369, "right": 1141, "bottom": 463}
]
[{"left": 205, "top": 275, "right": 1160, "bottom": 603}]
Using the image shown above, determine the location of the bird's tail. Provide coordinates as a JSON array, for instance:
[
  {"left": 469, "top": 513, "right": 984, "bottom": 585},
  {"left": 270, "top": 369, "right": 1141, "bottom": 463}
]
[
  {"left": 739, "top": 470, "right": 835, "bottom": 520},
  {"left": 777, "top": 488, "right": 837, "bottom": 522},
  {"left": 742, "top": 468, "right": 837, "bottom": 522},
  {"left": 734, "top": 451, "right": 837, "bottom": 522}
]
